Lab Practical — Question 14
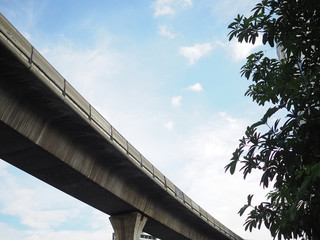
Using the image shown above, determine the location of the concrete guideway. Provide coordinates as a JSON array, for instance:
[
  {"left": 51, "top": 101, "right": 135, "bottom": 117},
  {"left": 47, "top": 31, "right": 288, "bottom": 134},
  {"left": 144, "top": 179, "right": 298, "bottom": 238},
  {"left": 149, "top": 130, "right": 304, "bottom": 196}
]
[{"left": 0, "top": 13, "right": 243, "bottom": 240}]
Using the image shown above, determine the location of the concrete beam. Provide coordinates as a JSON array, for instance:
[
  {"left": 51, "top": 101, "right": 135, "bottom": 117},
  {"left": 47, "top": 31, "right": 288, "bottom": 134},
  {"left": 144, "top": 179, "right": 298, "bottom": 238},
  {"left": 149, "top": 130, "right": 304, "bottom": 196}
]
[{"left": 110, "top": 212, "right": 147, "bottom": 240}]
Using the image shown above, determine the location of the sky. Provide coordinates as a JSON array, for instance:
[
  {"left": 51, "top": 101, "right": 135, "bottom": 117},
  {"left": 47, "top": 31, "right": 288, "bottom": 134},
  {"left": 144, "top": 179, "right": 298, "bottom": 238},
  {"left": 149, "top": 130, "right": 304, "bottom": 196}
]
[{"left": 0, "top": 0, "right": 278, "bottom": 239}]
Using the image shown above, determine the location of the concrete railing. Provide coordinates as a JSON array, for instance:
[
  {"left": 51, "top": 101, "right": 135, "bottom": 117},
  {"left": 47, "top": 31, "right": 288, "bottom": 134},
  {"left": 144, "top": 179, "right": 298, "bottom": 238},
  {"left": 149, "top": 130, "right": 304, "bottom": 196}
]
[{"left": 0, "top": 13, "right": 241, "bottom": 240}]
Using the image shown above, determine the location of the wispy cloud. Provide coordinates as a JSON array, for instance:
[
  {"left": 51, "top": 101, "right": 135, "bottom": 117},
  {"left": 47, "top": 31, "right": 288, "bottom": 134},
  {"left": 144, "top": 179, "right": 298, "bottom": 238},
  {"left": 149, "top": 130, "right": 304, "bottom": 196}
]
[
  {"left": 152, "top": 0, "right": 192, "bottom": 17},
  {"left": 39, "top": 36, "right": 123, "bottom": 100},
  {"left": 25, "top": 229, "right": 111, "bottom": 240},
  {"left": 209, "top": 0, "right": 257, "bottom": 25},
  {"left": 171, "top": 96, "right": 182, "bottom": 107},
  {"left": 0, "top": 163, "right": 75, "bottom": 230},
  {"left": 186, "top": 83, "right": 203, "bottom": 92},
  {"left": 158, "top": 25, "right": 176, "bottom": 39},
  {"left": 179, "top": 43, "right": 213, "bottom": 65},
  {"left": 164, "top": 121, "right": 174, "bottom": 130},
  {"left": 0, "top": 222, "right": 24, "bottom": 240}
]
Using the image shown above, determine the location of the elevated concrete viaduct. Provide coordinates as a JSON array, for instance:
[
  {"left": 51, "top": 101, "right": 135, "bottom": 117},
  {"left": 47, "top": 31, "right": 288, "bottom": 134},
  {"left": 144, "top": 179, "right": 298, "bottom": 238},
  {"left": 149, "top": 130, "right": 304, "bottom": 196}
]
[{"left": 0, "top": 13, "right": 243, "bottom": 240}]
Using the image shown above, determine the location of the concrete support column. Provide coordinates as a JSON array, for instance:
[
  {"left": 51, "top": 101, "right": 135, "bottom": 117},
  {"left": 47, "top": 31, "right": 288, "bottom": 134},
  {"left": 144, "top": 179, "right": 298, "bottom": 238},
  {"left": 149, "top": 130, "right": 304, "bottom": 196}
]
[{"left": 109, "top": 212, "right": 148, "bottom": 240}]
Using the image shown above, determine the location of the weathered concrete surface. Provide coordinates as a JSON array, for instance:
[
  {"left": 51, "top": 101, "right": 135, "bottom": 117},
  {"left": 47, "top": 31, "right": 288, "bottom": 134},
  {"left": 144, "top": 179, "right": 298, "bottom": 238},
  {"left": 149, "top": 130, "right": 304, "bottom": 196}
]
[
  {"left": 0, "top": 13, "right": 243, "bottom": 240},
  {"left": 110, "top": 212, "right": 148, "bottom": 240}
]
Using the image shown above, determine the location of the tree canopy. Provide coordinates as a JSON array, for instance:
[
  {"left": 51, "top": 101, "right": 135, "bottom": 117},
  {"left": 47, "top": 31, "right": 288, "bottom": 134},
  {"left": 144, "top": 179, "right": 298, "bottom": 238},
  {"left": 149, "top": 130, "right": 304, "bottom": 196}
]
[{"left": 225, "top": 0, "right": 320, "bottom": 239}]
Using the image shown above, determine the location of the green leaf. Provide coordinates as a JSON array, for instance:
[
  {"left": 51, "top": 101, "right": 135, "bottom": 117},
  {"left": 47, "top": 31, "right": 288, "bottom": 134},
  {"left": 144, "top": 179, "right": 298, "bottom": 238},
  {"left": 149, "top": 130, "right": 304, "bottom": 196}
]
[
  {"left": 252, "top": 35, "right": 256, "bottom": 45},
  {"left": 247, "top": 194, "right": 254, "bottom": 205},
  {"left": 261, "top": 107, "right": 279, "bottom": 123},
  {"left": 262, "top": 33, "right": 268, "bottom": 44},
  {"left": 225, "top": 160, "right": 237, "bottom": 174},
  {"left": 239, "top": 204, "right": 249, "bottom": 216},
  {"left": 268, "top": 35, "right": 274, "bottom": 47}
]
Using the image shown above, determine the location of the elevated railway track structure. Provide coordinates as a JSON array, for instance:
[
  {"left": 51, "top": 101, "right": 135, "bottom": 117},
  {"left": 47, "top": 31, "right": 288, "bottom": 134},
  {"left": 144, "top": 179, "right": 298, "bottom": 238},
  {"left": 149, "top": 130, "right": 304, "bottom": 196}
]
[{"left": 0, "top": 13, "right": 243, "bottom": 240}]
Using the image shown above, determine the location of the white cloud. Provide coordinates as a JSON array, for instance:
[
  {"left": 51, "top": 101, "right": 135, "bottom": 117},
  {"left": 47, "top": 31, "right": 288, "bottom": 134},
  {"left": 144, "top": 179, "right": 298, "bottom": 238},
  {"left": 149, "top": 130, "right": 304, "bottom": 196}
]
[
  {"left": 171, "top": 96, "right": 182, "bottom": 107},
  {"left": 152, "top": 0, "right": 192, "bottom": 17},
  {"left": 228, "top": 36, "right": 263, "bottom": 61},
  {"left": 41, "top": 42, "right": 122, "bottom": 96},
  {"left": 154, "top": 4, "right": 175, "bottom": 17},
  {"left": 186, "top": 83, "right": 203, "bottom": 92},
  {"left": 183, "top": 0, "right": 193, "bottom": 7},
  {"left": 179, "top": 43, "right": 213, "bottom": 65},
  {"left": 0, "top": 222, "right": 25, "bottom": 240},
  {"left": 217, "top": 35, "right": 263, "bottom": 62},
  {"left": 0, "top": 219, "right": 111, "bottom": 240},
  {"left": 0, "top": 163, "right": 78, "bottom": 230},
  {"left": 164, "top": 121, "right": 174, "bottom": 130},
  {"left": 2, "top": 190, "right": 70, "bottom": 229},
  {"left": 182, "top": 112, "right": 245, "bottom": 162},
  {"left": 158, "top": 25, "right": 175, "bottom": 39},
  {"left": 24, "top": 229, "right": 111, "bottom": 240}
]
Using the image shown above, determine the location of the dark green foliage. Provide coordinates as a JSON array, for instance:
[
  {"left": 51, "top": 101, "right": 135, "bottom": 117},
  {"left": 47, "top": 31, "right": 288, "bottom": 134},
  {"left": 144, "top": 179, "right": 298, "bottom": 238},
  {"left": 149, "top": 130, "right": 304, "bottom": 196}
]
[{"left": 225, "top": 0, "right": 320, "bottom": 239}]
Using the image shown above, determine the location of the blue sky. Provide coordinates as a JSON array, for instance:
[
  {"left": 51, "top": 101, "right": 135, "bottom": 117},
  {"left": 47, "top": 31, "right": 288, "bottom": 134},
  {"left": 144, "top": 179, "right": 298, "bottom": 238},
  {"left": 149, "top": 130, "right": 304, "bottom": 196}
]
[{"left": 0, "top": 0, "right": 277, "bottom": 239}]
